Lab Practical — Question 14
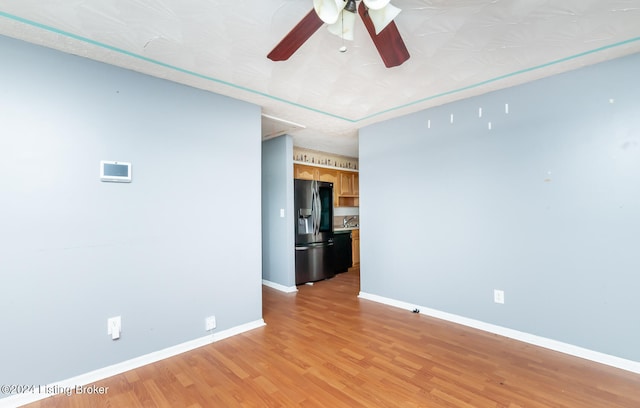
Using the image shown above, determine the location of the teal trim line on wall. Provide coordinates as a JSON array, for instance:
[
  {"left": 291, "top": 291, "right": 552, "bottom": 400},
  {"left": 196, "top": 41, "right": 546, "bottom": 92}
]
[
  {"left": 0, "top": 10, "right": 353, "bottom": 122},
  {"left": 358, "top": 36, "right": 640, "bottom": 122},
  {"left": 2, "top": 10, "right": 639, "bottom": 124}
]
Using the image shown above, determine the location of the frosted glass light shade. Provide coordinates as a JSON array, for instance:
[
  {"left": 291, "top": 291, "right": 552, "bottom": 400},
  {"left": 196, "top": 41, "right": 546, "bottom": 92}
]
[
  {"left": 368, "top": 3, "right": 401, "bottom": 34},
  {"left": 313, "top": 0, "right": 347, "bottom": 24}
]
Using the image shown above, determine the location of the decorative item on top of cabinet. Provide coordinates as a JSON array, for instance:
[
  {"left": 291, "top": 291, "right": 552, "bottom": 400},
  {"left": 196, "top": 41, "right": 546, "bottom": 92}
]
[{"left": 293, "top": 147, "right": 358, "bottom": 170}]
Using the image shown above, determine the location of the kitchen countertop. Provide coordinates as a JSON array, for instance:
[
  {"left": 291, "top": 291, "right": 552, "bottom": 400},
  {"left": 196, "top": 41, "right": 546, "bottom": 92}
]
[{"left": 334, "top": 227, "right": 359, "bottom": 233}]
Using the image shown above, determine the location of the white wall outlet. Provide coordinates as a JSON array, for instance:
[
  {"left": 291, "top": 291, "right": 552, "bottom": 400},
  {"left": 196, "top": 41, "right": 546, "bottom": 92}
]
[
  {"left": 279, "top": 208, "right": 285, "bottom": 218},
  {"left": 494, "top": 289, "right": 505, "bottom": 304},
  {"left": 205, "top": 316, "right": 216, "bottom": 331},
  {"left": 107, "top": 316, "right": 121, "bottom": 340}
]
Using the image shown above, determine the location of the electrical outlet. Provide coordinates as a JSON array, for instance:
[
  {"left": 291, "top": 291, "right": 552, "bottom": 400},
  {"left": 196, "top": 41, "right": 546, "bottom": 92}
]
[
  {"left": 205, "top": 316, "right": 216, "bottom": 331},
  {"left": 494, "top": 289, "right": 505, "bottom": 304}
]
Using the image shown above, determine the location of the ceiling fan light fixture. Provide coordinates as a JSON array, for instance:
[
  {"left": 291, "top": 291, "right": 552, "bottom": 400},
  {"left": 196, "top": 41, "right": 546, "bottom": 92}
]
[
  {"left": 368, "top": 3, "right": 401, "bottom": 34},
  {"left": 267, "top": 1, "right": 410, "bottom": 68},
  {"left": 313, "top": 0, "right": 347, "bottom": 24},
  {"left": 327, "top": 9, "right": 356, "bottom": 41}
]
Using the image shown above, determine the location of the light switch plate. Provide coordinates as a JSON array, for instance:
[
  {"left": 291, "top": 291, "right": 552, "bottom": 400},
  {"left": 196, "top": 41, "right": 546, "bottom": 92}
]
[
  {"left": 205, "top": 316, "right": 216, "bottom": 331},
  {"left": 107, "top": 316, "right": 121, "bottom": 339}
]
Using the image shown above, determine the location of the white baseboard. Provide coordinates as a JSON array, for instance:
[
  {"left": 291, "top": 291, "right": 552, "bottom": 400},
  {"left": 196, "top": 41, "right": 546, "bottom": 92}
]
[
  {"left": 262, "top": 279, "right": 298, "bottom": 293},
  {"left": 358, "top": 291, "right": 640, "bottom": 375},
  {"left": 1, "top": 319, "right": 266, "bottom": 408}
]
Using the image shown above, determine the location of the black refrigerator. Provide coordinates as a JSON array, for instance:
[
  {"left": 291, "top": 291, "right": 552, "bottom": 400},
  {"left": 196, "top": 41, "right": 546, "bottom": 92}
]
[{"left": 294, "top": 179, "right": 335, "bottom": 285}]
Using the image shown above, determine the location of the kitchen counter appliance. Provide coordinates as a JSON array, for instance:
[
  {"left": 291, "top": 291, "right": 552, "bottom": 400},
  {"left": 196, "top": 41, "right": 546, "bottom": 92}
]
[{"left": 295, "top": 179, "right": 334, "bottom": 284}]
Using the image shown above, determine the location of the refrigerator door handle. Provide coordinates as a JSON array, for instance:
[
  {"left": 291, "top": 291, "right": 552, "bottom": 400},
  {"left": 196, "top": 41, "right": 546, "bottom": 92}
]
[
  {"left": 310, "top": 180, "right": 315, "bottom": 235},
  {"left": 311, "top": 180, "right": 318, "bottom": 235},
  {"left": 311, "top": 180, "right": 321, "bottom": 236},
  {"left": 314, "top": 182, "right": 318, "bottom": 235},
  {"left": 315, "top": 181, "right": 321, "bottom": 234}
]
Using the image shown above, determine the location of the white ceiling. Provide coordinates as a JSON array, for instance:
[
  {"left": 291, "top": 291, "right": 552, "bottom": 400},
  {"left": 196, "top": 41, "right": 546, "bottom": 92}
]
[{"left": 2, "top": 1, "right": 640, "bottom": 157}]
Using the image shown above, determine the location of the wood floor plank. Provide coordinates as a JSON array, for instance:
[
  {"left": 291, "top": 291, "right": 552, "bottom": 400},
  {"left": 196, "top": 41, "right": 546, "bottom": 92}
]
[{"left": 21, "top": 268, "right": 640, "bottom": 407}]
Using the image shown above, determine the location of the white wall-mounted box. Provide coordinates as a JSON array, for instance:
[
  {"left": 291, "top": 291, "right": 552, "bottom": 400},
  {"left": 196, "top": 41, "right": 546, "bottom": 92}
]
[{"left": 100, "top": 161, "right": 132, "bottom": 183}]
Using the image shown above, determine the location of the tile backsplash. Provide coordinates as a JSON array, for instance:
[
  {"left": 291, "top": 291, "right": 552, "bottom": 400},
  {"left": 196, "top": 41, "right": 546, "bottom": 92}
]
[{"left": 334, "top": 206, "right": 359, "bottom": 216}]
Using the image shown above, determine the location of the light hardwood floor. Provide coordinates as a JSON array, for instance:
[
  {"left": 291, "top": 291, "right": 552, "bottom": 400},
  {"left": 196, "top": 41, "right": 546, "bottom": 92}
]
[{"left": 26, "top": 268, "right": 640, "bottom": 407}]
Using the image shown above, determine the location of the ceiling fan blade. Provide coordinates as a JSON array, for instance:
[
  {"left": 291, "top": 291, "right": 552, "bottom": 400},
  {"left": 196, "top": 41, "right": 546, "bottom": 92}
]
[
  {"left": 267, "top": 9, "right": 324, "bottom": 61},
  {"left": 358, "top": 2, "right": 409, "bottom": 68}
]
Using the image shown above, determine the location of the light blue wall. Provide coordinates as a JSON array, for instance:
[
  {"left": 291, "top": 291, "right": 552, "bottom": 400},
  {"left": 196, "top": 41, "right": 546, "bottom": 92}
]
[
  {"left": 0, "top": 35, "right": 262, "bottom": 389},
  {"left": 262, "top": 136, "right": 295, "bottom": 287},
  {"left": 359, "top": 52, "right": 640, "bottom": 362}
]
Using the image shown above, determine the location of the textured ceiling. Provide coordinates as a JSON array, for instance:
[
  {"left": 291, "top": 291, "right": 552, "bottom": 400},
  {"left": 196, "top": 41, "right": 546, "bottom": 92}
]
[{"left": 1, "top": 1, "right": 640, "bottom": 157}]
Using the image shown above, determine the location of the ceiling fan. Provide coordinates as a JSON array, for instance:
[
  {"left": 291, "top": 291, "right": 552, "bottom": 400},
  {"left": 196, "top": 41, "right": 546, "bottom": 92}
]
[{"left": 268, "top": 0, "right": 410, "bottom": 68}]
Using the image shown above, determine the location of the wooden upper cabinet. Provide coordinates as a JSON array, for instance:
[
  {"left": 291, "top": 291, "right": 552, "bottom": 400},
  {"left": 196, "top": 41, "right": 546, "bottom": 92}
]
[
  {"left": 339, "top": 172, "right": 351, "bottom": 195},
  {"left": 294, "top": 163, "right": 358, "bottom": 207},
  {"left": 339, "top": 172, "right": 359, "bottom": 196},
  {"left": 337, "top": 171, "right": 359, "bottom": 207},
  {"left": 294, "top": 164, "right": 317, "bottom": 180},
  {"left": 353, "top": 173, "right": 359, "bottom": 195},
  {"left": 317, "top": 167, "right": 338, "bottom": 183},
  {"left": 318, "top": 167, "right": 339, "bottom": 206},
  {"left": 295, "top": 164, "right": 337, "bottom": 183}
]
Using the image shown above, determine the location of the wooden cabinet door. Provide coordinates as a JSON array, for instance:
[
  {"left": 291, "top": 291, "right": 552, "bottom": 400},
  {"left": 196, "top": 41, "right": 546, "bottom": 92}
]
[
  {"left": 317, "top": 168, "right": 337, "bottom": 183},
  {"left": 351, "top": 229, "right": 360, "bottom": 266},
  {"left": 294, "top": 164, "right": 317, "bottom": 180},
  {"left": 339, "top": 172, "right": 354, "bottom": 195},
  {"left": 317, "top": 168, "right": 339, "bottom": 206},
  {"left": 353, "top": 173, "right": 359, "bottom": 195}
]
